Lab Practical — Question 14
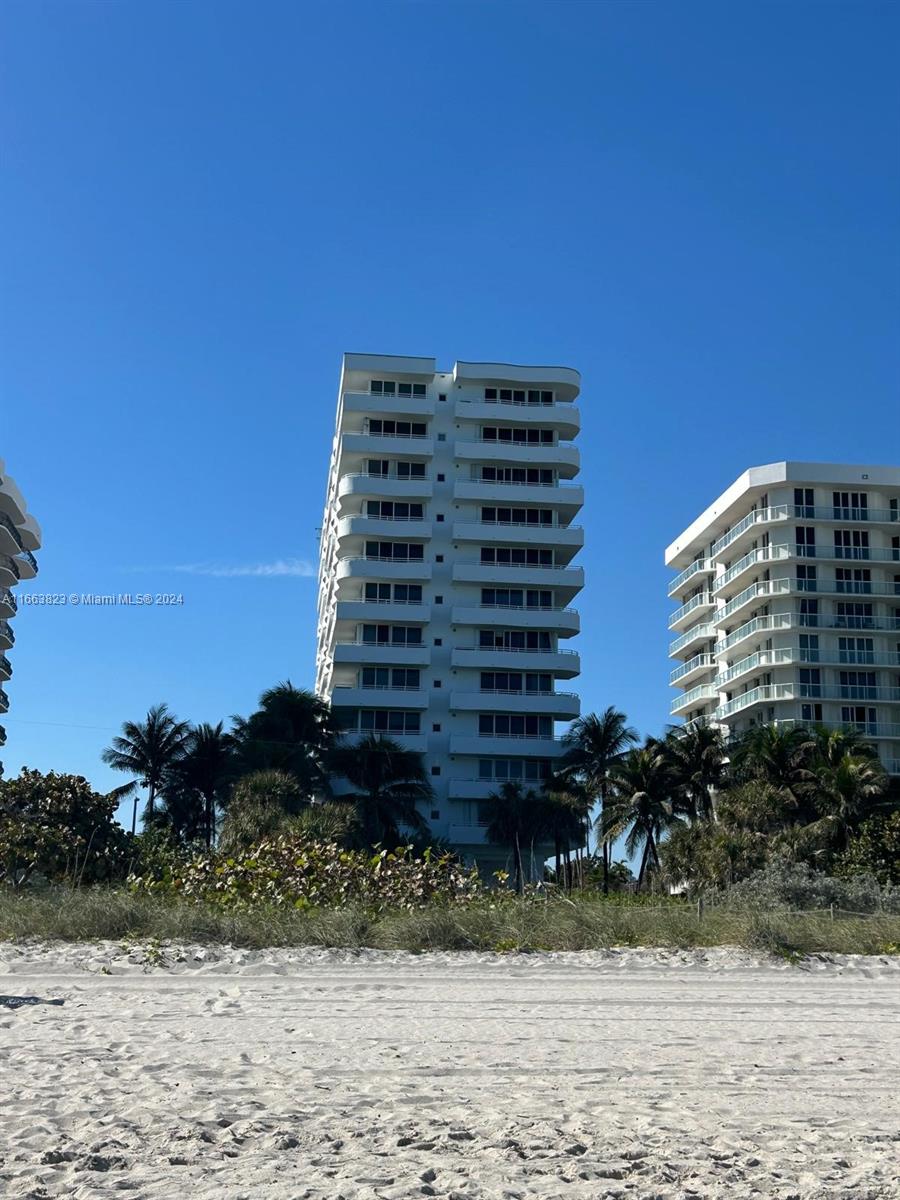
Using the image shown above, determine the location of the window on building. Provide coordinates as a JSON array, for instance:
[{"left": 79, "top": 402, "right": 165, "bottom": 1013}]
[
  {"left": 477, "top": 713, "right": 553, "bottom": 738},
  {"left": 795, "top": 526, "right": 816, "bottom": 557},
  {"left": 799, "top": 634, "right": 819, "bottom": 662},
  {"left": 833, "top": 491, "right": 868, "bottom": 520},
  {"left": 834, "top": 529, "right": 869, "bottom": 560},
  {"left": 835, "top": 567, "right": 872, "bottom": 594},
  {"left": 794, "top": 488, "right": 815, "bottom": 518}
]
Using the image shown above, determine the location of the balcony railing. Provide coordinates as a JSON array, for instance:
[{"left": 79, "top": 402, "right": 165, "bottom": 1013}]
[
  {"left": 714, "top": 648, "right": 797, "bottom": 687},
  {"left": 712, "top": 545, "right": 791, "bottom": 593},
  {"left": 668, "top": 623, "right": 715, "bottom": 655},
  {"left": 792, "top": 544, "right": 900, "bottom": 564},
  {"left": 476, "top": 731, "right": 566, "bottom": 741},
  {"left": 670, "top": 684, "right": 718, "bottom": 713},
  {"left": 477, "top": 519, "right": 581, "bottom": 530},
  {"left": 790, "top": 504, "right": 900, "bottom": 523},
  {"left": 480, "top": 688, "right": 577, "bottom": 698},
  {"left": 667, "top": 559, "right": 712, "bottom": 597},
  {"left": 357, "top": 430, "right": 430, "bottom": 440},
  {"left": 716, "top": 684, "right": 794, "bottom": 719},
  {"left": 467, "top": 644, "right": 577, "bottom": 655},
  {"left": 668, "top": 592, "right": 714, "bottom": 629},
  {"left": 794, "top": 579, "right": 900, "bottom": 597},
  {"left": 0, "top": 654, "right": 12, "bottom": 676},
  {"left": 0, "top": 619, "right": 14, "bottom": 645},
  {"left": 715, "top": 578, "right": 790, "bottom": 623},
  {"left": 669, "top": 653, "right": 715, "bottom": 684},
  {"left": 775, "top": 719, "right": 900, "bottom": 740},
  {"left": 479, "top": 603, "right": 577, "bottom": 614},
  {"left": 714, "top": 614, "right": 792, "bottom": 654},
  {"left": 457, "top": 559, "right": 569, "bottom": 571},
  {"left": 468, "top": 474, "right": 580, "bottom": 489},
  {"left": 0, "top": 513, "right": 24, "bottom": 551},
  {"left": 0, "top": 589, "right": 16, "bottom": 614},
  {"left": 0, "top": 555, "right": 21, "bottom": 581},
  {"left": 332, "top": 684, "right": 424, "bottom": 693},
  {"left": 0, "top": 686, "right": 8, "bottom": 712},
  {"left": 710, "top": 506, "right": 789, "bottom": 557}
]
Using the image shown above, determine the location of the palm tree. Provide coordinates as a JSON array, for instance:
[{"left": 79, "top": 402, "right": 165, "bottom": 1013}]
[
  {"left": 604, "top": 743, "right": 679, "bottom": 890},
  {"left": 483, "top": 780, "right": 548, "bottom": 894},
  {"left": 541, "top": 774, "right": 591, "bottom": 890},
  {"left": 663, "top": 720, "right": 727, "bottom": 823},
  {"left": 232, "top": 682, "right": 338, "bottom": 801},
  {"left": 218, "top": 768, "right": 307, "bottom": 853},
  {"left": 327, "top": 734, "right": 432, "bottom": 847},
  {"left": 806, "top": 752, "right": 889, "bottom": 854},
  {"left": 560, "top": 708, "right": 638, "bottom": 893},
  {"left": 167, "top": 721, "right": 237, "bottom": 846},
  {"left": 730, "top": 723, "right": 815, "bottom": 802},
  {"left": 102, "top": 703, "right": 191, "bottom": 833}
]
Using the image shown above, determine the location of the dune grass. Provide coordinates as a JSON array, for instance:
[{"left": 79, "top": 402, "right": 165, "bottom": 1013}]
[{"left": 1, "top": 886, "right": 899, "bottom": 958}]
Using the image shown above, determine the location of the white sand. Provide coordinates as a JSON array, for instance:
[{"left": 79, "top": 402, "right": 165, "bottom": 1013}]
[{"left": 1, "top": 943, "right": 898, "bottom": 1199}]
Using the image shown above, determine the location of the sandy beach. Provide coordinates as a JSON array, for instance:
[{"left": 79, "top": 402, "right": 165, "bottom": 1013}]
[{"left": 1, "top": 943, "right": 898, "bottom": 1199}]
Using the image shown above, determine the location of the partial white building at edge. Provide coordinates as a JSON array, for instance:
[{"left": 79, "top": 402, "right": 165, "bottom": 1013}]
[
  {"left": 665, "top": 461, "right": 900, "bottom": 778},
  {"left": 315, "top": 353, "right": 584, "bottom": 871},
  {"left": 0, "top": 459, "right": 41, "bottom": 771}
]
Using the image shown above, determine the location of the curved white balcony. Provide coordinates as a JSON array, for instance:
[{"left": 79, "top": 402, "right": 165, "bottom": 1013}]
[
  {"left": 668, "top": 653, "right": 716, "bottom": 686},
  {"left": 451, "top": 561, "right": 584, "bottom": 602},
  {"left": 0, "top": 589, "right": 15, "bottom": 618},
  {"left": 451, "top": 646, "right": 580, "bottom": 677},
  {"left": 787, "top": 503, "right": 900, "bottom": 526},
  {"left": 0, "top": 686, "right": 8, "bottom": 714},
  {"left": 332, "top": 641, "right": 431, "bottom": 667},
  {"left": 18, "top": 514, "right": 40, "bottom": 552},
  {"left": 670, "top": 685, "right": 718, "bottom": 715},
  {"left": 454, "top": 440, "right": 579, "bottom": 476},
  {"left": 340, "top": 432, "right": 434, "bottom": 460},
  {"left": 450, "top": 605, "right": 580, "bottom": 636},
  {"left": 714, "top": 614, "right": 793, "bottom": 656},
  {"left": 451, "top": 521, "right": 583, "bottom": 555},
  {"left": 449, "top": 732, "right": 566, "bottom": 757},
  {"left": 338, "top": 474, "right": 433, "bottom": 503},
  {"left": 454, "top": 399, "right": 580, "bottom": 439},
  {"left": 667, "top": 558, "right": 713, "bottom": 599},
  {"left": 0, "top": 654, "right": 11, "bottom": 680},
  {"left": 0, "top": 474, "right": 28, "bottom": 524},
  {"left": 453, "top": 360, "right": 581, "bottom": 401},
  {"left": 0, "top": 515, "right": 23, "bottom": 557},
  {"left": 450, "top": 691, "right": 580, "bottom": 719},
  {"left": 710, "top": 505, "right": 790, "bottom": 558},
  {"left": 773, "top": 718, "right": 900, "bottom": 741},
  {"left": 335, "top": 600, "right": 430, "bottom": 624},
  {"left": 330, "top": 686, "right": 430, "bottom": 710},
  {"left": 712, "top": 545, "right": 792, "bottom": 598},
  {"left": 0, "top": 723, "right": 6, "bottom": 747},
  {"left": 336, "top": 729, "right": 428, "bottom": 754},
  {"left": 0, "top": 619, "right": 13, "bottom": 650},
  {"left": 0, "top": 555, "right": 20, "bottom": 587},
  {"left": 714, "top": 648, "right": 797, "bottom": 688},
  {"left": 343, "top": 390, "right": 435, "bottom": 418},
  {"left": 447, "top": 824, "right": 489, "bottom": 846},
  {"left": 668, "top": 592, "right": 714, "bottom": 632},
  {"left": 668, "top": 622, "right": 715, "bottom": 657},
  {"left": 336, "top": 557, "right": 432, "bottom": 583},
  {"left": 453, "top": 479, "right": 583, "bottom": 513},
  {"left": 713, "top": 578, "right": 790, "bottom": 626},
  {"left": 15, "top": 551, "right": 37, "bottom": 580},
  {"left": 336, "top": 514, "right": 432, "bottom": 543}
]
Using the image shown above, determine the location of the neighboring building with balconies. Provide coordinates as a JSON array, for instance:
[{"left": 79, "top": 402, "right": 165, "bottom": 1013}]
[
  {"left": 666, "top": 462, "right": 900, "bottom": 778},
  {"left": 316, "top": 353, "right": 583, "bottom": 868},
  {"left": 0, "top": 460, "right": 41, "bottom": 772}
]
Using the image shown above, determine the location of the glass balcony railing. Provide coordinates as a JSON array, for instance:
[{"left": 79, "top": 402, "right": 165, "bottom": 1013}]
[
  {"left": 714, "top": 578, "right": 790, "bottom": 623},
  {"left": 667, "top": 558, "right": 712, "bottom": 597},
  {"left": 0, "top": 619, "right": 14, "bottom": 645},
  {"left": 710, "top": 506, "right": 789, "bottom": 557},
  {"left": 669, "top": 623, "right": 715, "bottom": 656},
  {"left": 794, "top": 579, "right": 900, "bottom": 597},
  {"left": 712, "top": 546, "right": 790, "bottom": 593},
  {"left": 0, "top": 555, "right": 21, "bottom": 581},
  {"left": 669, "top": 653, "right": 715, "bottom": 683},
  {"left": 668, "top": 592, "right": 714, "bottom": 629},
  {"left": 790, "top": 504, "right": 900, "bottom": 524},
  {"left": 670, "top": 684, "right": 718, "bottom": 713},
  {"left": 0, "top": 654, "right": 11, "bottom": 676},
  {"left": 0, "top": 589, "right": 15, "bottom": 613},
  {"left": 714, "top": 614, "right": 792, "bottom": 654}
]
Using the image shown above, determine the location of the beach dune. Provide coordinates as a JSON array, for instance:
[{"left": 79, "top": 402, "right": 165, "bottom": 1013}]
[{"left": 1, "top": 943, "right": 898, "bottom": 1199}]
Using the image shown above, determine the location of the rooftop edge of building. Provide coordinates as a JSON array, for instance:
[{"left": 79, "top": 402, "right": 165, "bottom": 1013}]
[
  {"left": 341, "top": 353, "right": 580, "bottom": 400},
  {"left": 664, "top": 460, "right": 900, "bottom": 566}
]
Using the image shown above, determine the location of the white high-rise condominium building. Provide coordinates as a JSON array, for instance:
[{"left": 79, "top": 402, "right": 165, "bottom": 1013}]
[
  {"left": 0, "top": 460, "right": 41, "bottom": 772},
  {"left": 316, "top": 353, "right": 583, "bottom": 867},
  {"left": 666, "top": 462, "right": 900, "bottom": 778}
]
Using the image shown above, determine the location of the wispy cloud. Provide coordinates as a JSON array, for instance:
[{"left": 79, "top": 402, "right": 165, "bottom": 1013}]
[{"left": 162, "top": 559, "right": 317, "bottom": 579}]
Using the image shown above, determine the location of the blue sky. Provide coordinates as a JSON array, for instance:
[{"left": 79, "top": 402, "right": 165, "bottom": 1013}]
[{"left": 2, "top": 0, "right": 898, "bottom": 819}]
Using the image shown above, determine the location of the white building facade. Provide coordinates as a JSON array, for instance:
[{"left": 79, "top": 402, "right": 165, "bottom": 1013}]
[
  {"left": 0, "top": 460, "right": 41, "bottom": 772},
  {"left": 316, "top": 353, "right": 583, "bottom": 866},
  {"left": 666, "top": 462, "right": 900, "bottom": 778}
]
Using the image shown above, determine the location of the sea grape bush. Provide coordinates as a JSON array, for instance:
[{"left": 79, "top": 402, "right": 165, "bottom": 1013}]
[{"left": 129, "top": 835, "right": 484, "bottom": 912}]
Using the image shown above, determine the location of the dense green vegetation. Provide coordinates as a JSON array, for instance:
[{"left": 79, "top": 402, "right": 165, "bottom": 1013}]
[{"left": 1, "top": 684, "right": 899, "bottom": 959}]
